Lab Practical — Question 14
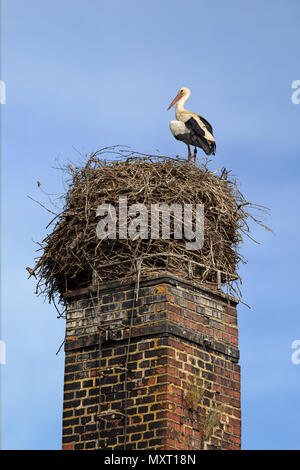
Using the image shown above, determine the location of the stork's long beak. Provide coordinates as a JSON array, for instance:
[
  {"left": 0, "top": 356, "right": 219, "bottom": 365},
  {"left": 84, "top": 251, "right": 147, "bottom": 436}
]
[{"left": 167, "top": 92, "right": 181, "bottom": 110}]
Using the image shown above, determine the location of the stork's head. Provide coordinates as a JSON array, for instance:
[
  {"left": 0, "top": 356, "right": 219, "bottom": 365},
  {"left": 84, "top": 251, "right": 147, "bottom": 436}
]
[{"left": 167, "top": 87, "right": 191, "bottom": 110}]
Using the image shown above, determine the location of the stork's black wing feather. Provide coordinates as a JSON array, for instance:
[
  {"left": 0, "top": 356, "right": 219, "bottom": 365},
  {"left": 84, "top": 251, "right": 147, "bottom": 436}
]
[
  {"left": 185, "top": 117, "right": 216, "bottom": 156},
  {"left": 197, "top": 115, "right": 214, "bottom": 135},
  {"left": 185, "top": 117, "right": 205, "bottom": 137}
]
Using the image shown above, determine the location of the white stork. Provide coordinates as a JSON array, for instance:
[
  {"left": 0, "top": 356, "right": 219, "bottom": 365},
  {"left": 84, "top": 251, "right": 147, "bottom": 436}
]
[{"left": 167, "top": 87, "right": 216, "bottom": 162}]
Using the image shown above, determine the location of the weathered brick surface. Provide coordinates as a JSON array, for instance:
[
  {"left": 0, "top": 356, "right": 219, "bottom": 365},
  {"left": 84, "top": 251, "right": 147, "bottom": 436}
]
[{"left": 62, "top": 273, "right": 241, "bottom": 450}]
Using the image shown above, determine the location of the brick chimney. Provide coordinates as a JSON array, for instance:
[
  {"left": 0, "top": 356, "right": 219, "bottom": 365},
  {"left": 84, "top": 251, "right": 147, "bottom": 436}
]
[{"left": 61, "top": 272, "right": 241, "bottom": 450}]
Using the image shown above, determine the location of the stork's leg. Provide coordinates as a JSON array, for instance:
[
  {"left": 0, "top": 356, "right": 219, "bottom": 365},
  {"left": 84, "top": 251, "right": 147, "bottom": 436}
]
[
  {"left": 187, "top": 144, "right": 192, "bottom": 162},
  {"left": 193, "top": 147, "right": 197, "bottom": 164}
]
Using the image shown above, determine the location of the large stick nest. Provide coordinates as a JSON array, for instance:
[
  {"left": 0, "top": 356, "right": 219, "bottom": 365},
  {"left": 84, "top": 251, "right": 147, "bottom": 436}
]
[{"left": 28, "top": 147, "right": 270, "bottom": 306}]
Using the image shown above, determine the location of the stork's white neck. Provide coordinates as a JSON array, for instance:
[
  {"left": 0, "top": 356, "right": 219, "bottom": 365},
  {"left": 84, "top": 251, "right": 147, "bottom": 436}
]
[{"left": 175, "top": 92, "right": 190, "bottom": 119}]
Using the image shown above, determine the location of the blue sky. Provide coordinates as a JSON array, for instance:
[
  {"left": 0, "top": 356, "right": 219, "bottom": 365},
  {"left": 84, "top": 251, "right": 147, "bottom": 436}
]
[{"left": 1, "top": 0, "right": 300, "bottom": 450}]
